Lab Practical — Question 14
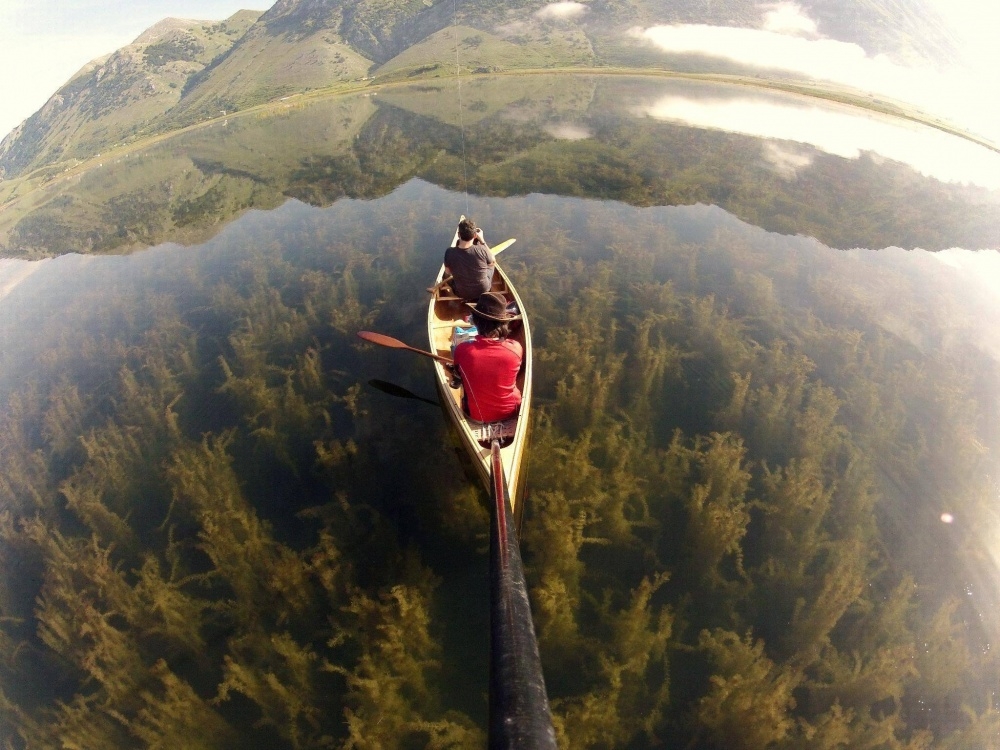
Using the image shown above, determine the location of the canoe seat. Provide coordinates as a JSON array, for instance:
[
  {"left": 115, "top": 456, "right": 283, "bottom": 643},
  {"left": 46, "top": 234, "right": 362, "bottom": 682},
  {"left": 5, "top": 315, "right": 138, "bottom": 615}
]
[{"left": 469, "top": 417, "right": 517, "bottom": 446}]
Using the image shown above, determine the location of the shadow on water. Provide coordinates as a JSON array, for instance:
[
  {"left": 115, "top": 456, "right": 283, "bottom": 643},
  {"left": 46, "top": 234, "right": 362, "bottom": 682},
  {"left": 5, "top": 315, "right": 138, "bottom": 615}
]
[{"left": 367, "top": 378, "right": 440, "bottom": 407}]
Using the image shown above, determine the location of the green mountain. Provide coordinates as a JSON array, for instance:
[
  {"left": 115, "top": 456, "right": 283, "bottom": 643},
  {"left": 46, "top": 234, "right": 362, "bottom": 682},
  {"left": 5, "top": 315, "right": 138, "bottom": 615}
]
[{"left": 0, "top": 0, "right": 957, "bottom": 183}]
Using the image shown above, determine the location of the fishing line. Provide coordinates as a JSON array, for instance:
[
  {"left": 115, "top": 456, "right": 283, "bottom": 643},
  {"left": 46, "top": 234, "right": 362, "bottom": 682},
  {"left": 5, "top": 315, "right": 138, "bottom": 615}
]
[{"left": 452, "top": 0, "right": 470, "bottom": 215}]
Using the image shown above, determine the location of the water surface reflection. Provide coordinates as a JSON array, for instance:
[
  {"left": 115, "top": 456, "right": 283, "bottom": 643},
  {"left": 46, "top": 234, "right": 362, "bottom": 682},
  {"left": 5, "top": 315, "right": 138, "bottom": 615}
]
[
  {"left": 637, "top": 91, "right": 1000, "bottom": 190},
  {"left": 3, "top": 74, "right": 998, "bottom": 258}
]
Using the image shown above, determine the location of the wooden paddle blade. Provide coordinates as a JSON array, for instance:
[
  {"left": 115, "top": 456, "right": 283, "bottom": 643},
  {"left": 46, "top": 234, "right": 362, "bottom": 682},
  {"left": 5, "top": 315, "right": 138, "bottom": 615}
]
[
  {"left": 492, "top": 238, "right": 516, "bottom": 255},
  {"left": 357, "top": 330, "right": 408, "bottom": 349}
]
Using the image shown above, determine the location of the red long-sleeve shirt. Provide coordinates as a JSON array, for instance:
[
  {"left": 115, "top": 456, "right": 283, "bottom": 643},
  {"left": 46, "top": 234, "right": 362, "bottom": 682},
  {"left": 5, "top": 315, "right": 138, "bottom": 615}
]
[{"left": 454, "top": 337, "right": 523, "bottom": 422}]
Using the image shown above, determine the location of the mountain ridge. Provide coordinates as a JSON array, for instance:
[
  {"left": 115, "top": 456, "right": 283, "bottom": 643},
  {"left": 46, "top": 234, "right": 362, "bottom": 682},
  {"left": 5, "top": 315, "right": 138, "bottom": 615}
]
[{"left": 132, "top": 17, "right": 210, "bottom": 44}]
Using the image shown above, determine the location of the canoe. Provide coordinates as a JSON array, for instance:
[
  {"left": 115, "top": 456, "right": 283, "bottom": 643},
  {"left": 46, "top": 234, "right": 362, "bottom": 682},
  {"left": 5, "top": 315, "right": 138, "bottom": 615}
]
[{"left": 427, "top": 221, "right": 532, "bottom": 522}]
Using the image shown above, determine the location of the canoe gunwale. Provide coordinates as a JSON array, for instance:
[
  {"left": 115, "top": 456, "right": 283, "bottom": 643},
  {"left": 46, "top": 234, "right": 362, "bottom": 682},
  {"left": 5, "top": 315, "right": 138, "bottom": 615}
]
[{"left": 427, "top": 223, "right": 532, "bottom": 517}]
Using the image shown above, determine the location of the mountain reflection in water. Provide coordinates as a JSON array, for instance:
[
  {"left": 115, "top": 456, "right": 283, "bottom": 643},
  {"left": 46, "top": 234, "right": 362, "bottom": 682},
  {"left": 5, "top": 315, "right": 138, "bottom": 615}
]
[
  {"left": 2, "top": 74, "right": 999, "bottom": 258},
  {"left": 1, "top": 77, "right": 999, "bottom": 748}
]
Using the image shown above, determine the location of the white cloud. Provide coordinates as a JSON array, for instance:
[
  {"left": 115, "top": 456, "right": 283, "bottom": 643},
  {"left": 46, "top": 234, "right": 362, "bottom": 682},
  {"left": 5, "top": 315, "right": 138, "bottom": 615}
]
[
  {"left": 634, "top": 24, "right": 1000, "bottom": 147},
  {"left": 636, "top": 93, "right": 1000, "bottom": 190},
  {"left": 762, "top": 2, "right": 817, "bottom": 36},
  {"left": 535, "top": 2, "right": 589, "bottom": 21},
  {"left": 638, "top": 25, "right": 878, "bottom": 80},
  {"left": 545, "top": 123, "right": 592, "bottom": 140}
]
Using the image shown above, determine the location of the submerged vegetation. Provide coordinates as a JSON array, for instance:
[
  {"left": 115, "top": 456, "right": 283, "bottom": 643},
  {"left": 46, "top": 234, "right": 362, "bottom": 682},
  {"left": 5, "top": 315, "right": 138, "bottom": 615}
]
[{"left": 1, "top": 184, "right": 998, "bottom": 748}]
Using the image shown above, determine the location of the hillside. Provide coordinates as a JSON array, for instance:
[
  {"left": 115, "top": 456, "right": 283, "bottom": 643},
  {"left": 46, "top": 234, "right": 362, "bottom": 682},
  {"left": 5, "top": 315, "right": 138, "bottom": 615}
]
[
  {"left": 374, "top": 24, "right": 594, "bottom": 81},
  {"left": 0, "top": 11, "right": 263, "bottom": 180},
  {"left": 167, "top": 2, "right": 372, "bottom": 127},
  {"left": 0, "top": 0, "right": 957, "bottom": 183}
]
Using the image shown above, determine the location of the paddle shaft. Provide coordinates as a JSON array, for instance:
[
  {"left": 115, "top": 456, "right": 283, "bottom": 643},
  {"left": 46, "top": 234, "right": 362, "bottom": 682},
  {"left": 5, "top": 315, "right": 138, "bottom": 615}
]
[
  {"left": 489, "top": 441, "right": 557, "bottom": 749},
  {"left": 356, "top": 331, "right": 453, "bottom": 365}
]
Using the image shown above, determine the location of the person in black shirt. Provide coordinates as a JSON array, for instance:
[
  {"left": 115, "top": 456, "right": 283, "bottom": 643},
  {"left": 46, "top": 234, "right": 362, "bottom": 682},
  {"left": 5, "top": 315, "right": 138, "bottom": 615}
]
[{"left": 443, "top": 218, "right": 495, "bottom": 300}]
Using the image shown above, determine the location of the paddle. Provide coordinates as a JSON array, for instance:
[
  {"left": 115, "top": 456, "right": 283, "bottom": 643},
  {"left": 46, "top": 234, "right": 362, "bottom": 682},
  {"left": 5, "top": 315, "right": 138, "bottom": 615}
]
[
  {"left": 489, "top": 237, "right": 517, "bottom": 256},
  {"left": 427, "top": 237, "right": 517, "bottom": 294},
  {"left": 356, "top": 330, "right": 454, "bottom": 365},
  {"left": 488, "top": 440, "right": 557, "bottom": 748}
]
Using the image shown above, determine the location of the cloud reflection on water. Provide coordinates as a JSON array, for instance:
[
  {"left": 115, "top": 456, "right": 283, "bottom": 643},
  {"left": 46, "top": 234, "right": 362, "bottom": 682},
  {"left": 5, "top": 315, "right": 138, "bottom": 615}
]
[
  {"left": 635, "top": 92, "right": 1000, "bottom": 190},
  {"left": 932, "top": 248, "right": 1000, "bottom": 344},
  {"left": 0, "top": 258, "right": 49, "bottom": 300},
  {"left": 544, "top": 122, "right": 592, "bottom": 140},
  {"left": 761, "top": 142, "right": 815, "bottom": 178}
]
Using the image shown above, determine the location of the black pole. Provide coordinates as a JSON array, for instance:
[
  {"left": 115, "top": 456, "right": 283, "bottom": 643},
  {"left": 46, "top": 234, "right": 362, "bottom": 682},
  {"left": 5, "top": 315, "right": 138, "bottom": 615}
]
[{"left": 488, "top": 441, "right": 557, "bottom": 749}]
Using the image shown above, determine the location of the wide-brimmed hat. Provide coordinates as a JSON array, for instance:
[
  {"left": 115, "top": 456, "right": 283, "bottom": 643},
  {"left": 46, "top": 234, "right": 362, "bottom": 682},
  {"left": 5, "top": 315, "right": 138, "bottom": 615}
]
[{"left": 466, "top": 291, "right": 521, "bottom": 322}]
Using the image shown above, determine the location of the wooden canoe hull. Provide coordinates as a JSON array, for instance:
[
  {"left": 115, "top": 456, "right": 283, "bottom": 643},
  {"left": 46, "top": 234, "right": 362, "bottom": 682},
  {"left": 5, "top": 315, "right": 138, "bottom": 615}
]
[{"left": 427, "top": 229, "right": 532, "bottom": 520}]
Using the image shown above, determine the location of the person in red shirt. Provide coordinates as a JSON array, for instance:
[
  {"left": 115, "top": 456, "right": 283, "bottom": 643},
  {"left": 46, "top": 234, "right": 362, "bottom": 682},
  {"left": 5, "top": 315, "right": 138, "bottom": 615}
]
[{"left": 452, "top": 291, "right": 523, "bottom": 423}]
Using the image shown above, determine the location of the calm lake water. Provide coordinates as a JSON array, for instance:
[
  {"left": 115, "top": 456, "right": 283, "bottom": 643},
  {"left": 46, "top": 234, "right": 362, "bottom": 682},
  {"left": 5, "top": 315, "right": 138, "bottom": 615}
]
[{"left": 1, "top": 75, "right": 999, "bottom": 748}]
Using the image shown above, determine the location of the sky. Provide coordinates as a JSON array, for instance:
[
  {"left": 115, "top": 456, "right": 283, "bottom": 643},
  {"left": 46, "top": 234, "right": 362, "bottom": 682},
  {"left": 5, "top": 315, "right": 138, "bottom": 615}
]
[{"left": 0, "top": 0, "right": 998, "bottom": 146}]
